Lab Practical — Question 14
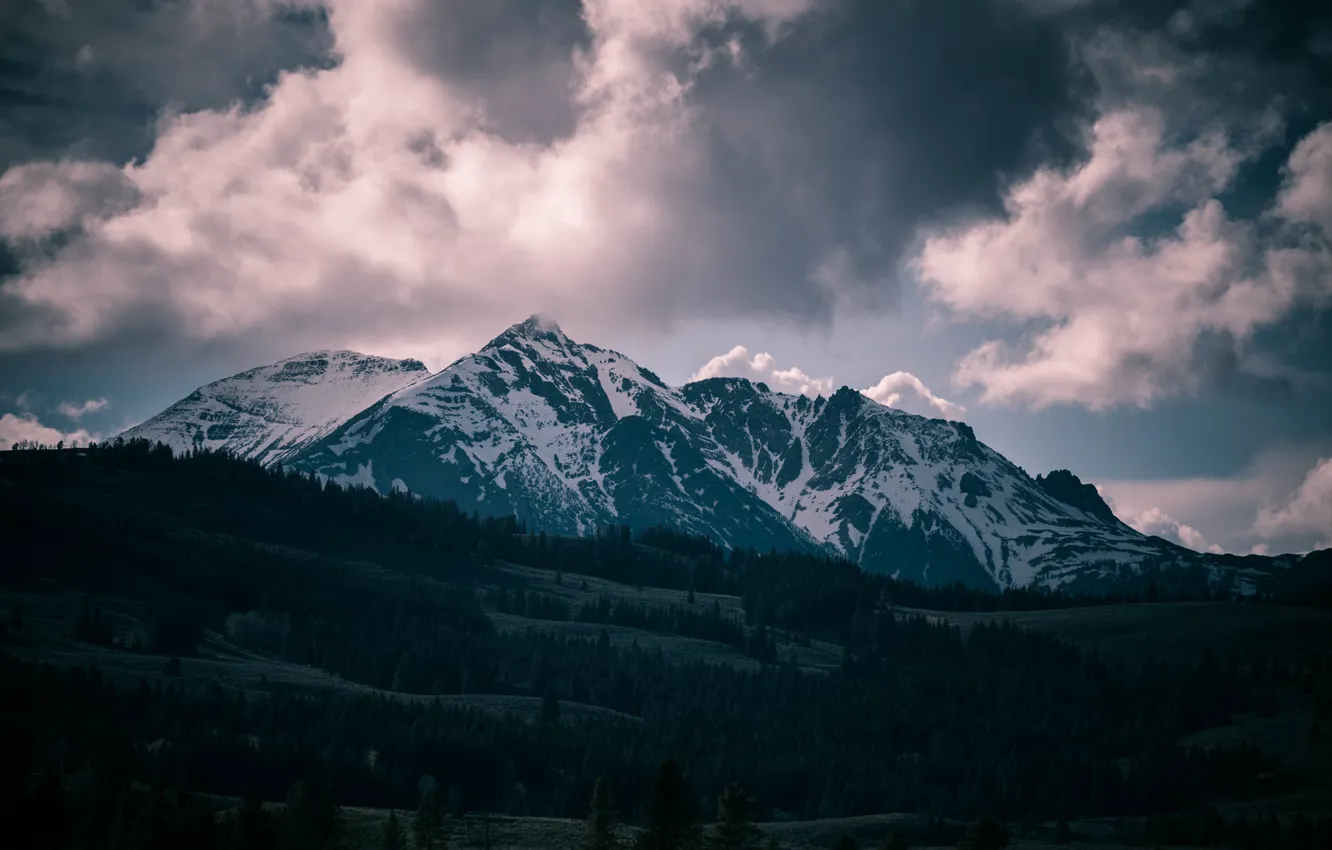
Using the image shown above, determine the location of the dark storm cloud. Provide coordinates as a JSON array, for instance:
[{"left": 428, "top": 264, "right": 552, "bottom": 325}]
[
  {"left": 0, "top": 0, "right": 333, "bottom": 171},
  {"left": 385, "top": 0, "right": 589, "bottom": 145},
  {"left": 663, "top": 0, "right": 1090, "bottom": 317}
]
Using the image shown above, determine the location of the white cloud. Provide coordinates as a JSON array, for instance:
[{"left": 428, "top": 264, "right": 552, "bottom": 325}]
[
  {"left": 0, "top": 412, "right": 97, "bottom": 449},
  {"left": 0, "top": 0, "right": 827, "bottom": 358},
  {"left": 912, "top": 20, "right": 1332, "bottom": 413},
  {"left": 691, "top": 346, "right": 964, "bottom": 418},
  {"left": 1101, "top": 447, "right": 1332, "bottom": 556},
  {"left": 1254, "top": 457, "right": 1332, "bottom": 541},
  {"left": 1124, "top": 505, "right": 1224, "bottom": 554},
  {"left": 691, "top": 345, "right": 835, "bottom": 396},
  {"left": 860, "top": 372, "right": 966, "bottom": 419},
  {"left": 56, "top": 397, "right": 109, "bottom": 421},
  {"left": 1276, "top": 122, "right": 1332, "bottom": 234}
]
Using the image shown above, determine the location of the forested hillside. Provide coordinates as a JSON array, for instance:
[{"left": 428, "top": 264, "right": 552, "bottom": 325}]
[{"left": 2, "top": 441, "right": 1330, "bottom": 849}]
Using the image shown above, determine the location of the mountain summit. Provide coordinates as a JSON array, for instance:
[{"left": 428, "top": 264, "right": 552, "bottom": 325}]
[
  {"left": 120, "top": 319, "right": 1303, "bottom": 592},
  {"left": 119, "top": 350, "right": 428, "bottom": 466}
]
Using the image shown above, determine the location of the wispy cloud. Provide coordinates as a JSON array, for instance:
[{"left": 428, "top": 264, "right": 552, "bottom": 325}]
[{"left": 56, "top": 397, "right": 108, "bottom": 420}]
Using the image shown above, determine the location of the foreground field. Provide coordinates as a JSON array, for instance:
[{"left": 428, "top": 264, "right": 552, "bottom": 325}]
[{"left": 312, "top": 806, "right": 1211, "bottom": 849}]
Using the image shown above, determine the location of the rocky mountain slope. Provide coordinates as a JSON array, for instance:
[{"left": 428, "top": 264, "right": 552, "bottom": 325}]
[
  {"left": 278, "top": 317, "right": 1256, "bottom": 591},
  {"left": 120, "top": 317, "right": 1308, "bottom": 591},
  {"left": 118, "top": 350, "right": 429, "bottom": 466}
]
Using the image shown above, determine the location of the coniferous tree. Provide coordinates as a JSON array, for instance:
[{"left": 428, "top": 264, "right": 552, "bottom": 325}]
[
  {"left": 414, "top": 780, "right": 447, "bottom": 850},
  {"left": 830, "top": 834, "right": 859, "bottom": 850},
  {"left": 1053, "top": 818, "right": 1073, "bottom": 846},
  {"left": 635, "top": 760, "right": 699, "bottom": 850},
  {"left": 705, "top": 783, "right": 765, "bottom": 850},
  {"left": 282, "top": 779, "right": 340, "bottom": 850},
  {"left": 957, "top": 818, "right": 1010, "bottom": 850},
  {"left": 228, "top": 788, "right": 276, "bottom": 850},
  {"left": 583, "top": 775, "right": 619, "bottom": 850},
  {"left": 382, "top": 808, "right": 406, "bottom": 850},
  {"left": 880, "top": 828, "right": 910, "bottom": 850},
  {"left": 542, "top": 683, "right": 561, "bottom": 724}
]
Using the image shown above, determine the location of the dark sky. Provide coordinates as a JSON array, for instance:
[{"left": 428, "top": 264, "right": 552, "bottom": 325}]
[{"left": 2, "top": 0, "right": 1330, "bottom": 554}]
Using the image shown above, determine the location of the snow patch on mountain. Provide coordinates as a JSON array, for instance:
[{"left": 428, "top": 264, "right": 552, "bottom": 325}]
[
  {"left": 118, "top": 350, "right": 429, "bottom": 466},
  {"left": 125, "top": 316, "right": 1307, "bottom": 591}
]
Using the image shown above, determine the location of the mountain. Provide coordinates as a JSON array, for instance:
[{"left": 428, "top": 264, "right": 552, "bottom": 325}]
[
  {"left": 121, "top": 317, "right": 1312, "bottom": 592},
  {"left": 275, "top": 316, "right": 1261, "bottom": 592},
  {"left": 118, "top": 350, "right": 429, "bottom": 466},
  {"left": 291, "top": 317, "right": 820, "bottom": 555}
]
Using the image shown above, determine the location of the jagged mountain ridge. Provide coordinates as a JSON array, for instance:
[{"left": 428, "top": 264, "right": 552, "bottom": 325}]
[
  {"left": 119, "top": 350, "right": 429, "bottom": 466},
  {"left": 120, "top": 317, "right": 1303, "bottom": 591},
  {"left": 279, "top": 317, "right": 1230, "bottom": 590}
]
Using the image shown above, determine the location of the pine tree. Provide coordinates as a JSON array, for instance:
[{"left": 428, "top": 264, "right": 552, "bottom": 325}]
[
  {"left": 957, "top": 818, "right": 1010, "bottom": 850},
  {"left": 1054, "top": 818, "right": 1073, "bottom": 845},
  {"left": 414, "top": 784, "right": 446, "bottom": 850},
  {"left": 542, "top": 683, "right": 561, "bottom": 724},
  {"left": 382, "top": 809, "right": 406, "bottom": 850},
  {"left": 634, "top": 759, "right": 699, "bottom": 850},
  {"left": 880, "top": 828, "right": 910, "bottom": 850},
  {"left": 583, "top": 775, "right": 619, "bottom": 850},
  {"left": 704, "top": 783, "right": 765, "bottom": 850},
  {"left": 229, "top": 787, "right": 276, "bottom": 850},
  {"left": 830, "top": 834, "right": 859, "bottom": 850},
  {"left": 282, "top": 778, "right": 341, "bottom": 850}
]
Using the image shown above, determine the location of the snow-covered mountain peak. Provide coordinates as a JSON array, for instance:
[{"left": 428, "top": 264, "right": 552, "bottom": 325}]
[
  {"left": 118, "top": 350, "right": 429, "bottom": 466},
  {"left": 483, "top": 314, "right": 574, "bottom": 354},
  {"left": 127, "top": 321, "right": 1298, "bottom": 593}
]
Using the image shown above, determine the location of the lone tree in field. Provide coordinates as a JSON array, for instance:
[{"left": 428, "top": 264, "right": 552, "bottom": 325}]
[
  {"left": 583, "top": 775, "right": 620, "bottom": 850},
  {"left": 228, "top": 788, "right": 276, "bottom": 850},
  {"left": 381, "top": 809, "right": 405, "bottom": 850},
  {"left": 880, "top": 828, "right": 910, "bottom": 850},
  {"left": 283, "top": 778, "right": 341, "bottom": 850},
  {"left": 413, "top": 777, "right": 450, "bottom": 850},
  {"left": 634, "top": 759, "right": 699, "bottom": 850},
  {"left": 704, "top": 783, "right": 765, "bottom": 850},
  {"left": 830, "top": 834, "right": 859, "bottom": 850},
  {"left": 957, "top": 817, "right": 1010, "bottom": 850}
]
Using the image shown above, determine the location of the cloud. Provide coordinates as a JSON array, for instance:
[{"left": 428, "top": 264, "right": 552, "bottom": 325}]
[
  {"left": 0, "top": 411, "right": 96, "bottom": 448},
  {"left": 0, "top": 160, "right": 138, "bottom": 240},
  {"left": 691, "top": 345, "right": 963, "bottom": 418},
  {"left": 39, "top": 0, "right": 71, "bottom": 20},
  {"left": 1276, "top": 122, "right": 1332, "bottom": 234},
  {"left": 0, "top": 0, "right": 855, "bottom": 357},
  {"left": 0, "top": 0, "right": 1097, "bottom": 374},
  {"left": 1254, "top": 457, "right": 1332, "bottom": 541},
  {"left": 1124, "top": 505, "right": 1224, "bottom": 554},
  {"left": 1100, "top": 445, "right": 1332, "bottom": 556},
  {"left": 691, "top": 345, "right": 835, "bottom": 396},
  {"left": 0, "top": 1, "right": 335, "bottom": 173},
  {"left": 56, "top": 397, "right": 108, "bottom": 420},
  {"left": 860, "top": 372, "right": 966, "bottom": 419},
  {"left": 915, "top": 85, "right": 1331, "bottom": 410},
  {"left": 74, "top": 44, "right": 95, "bottom": 73}
]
